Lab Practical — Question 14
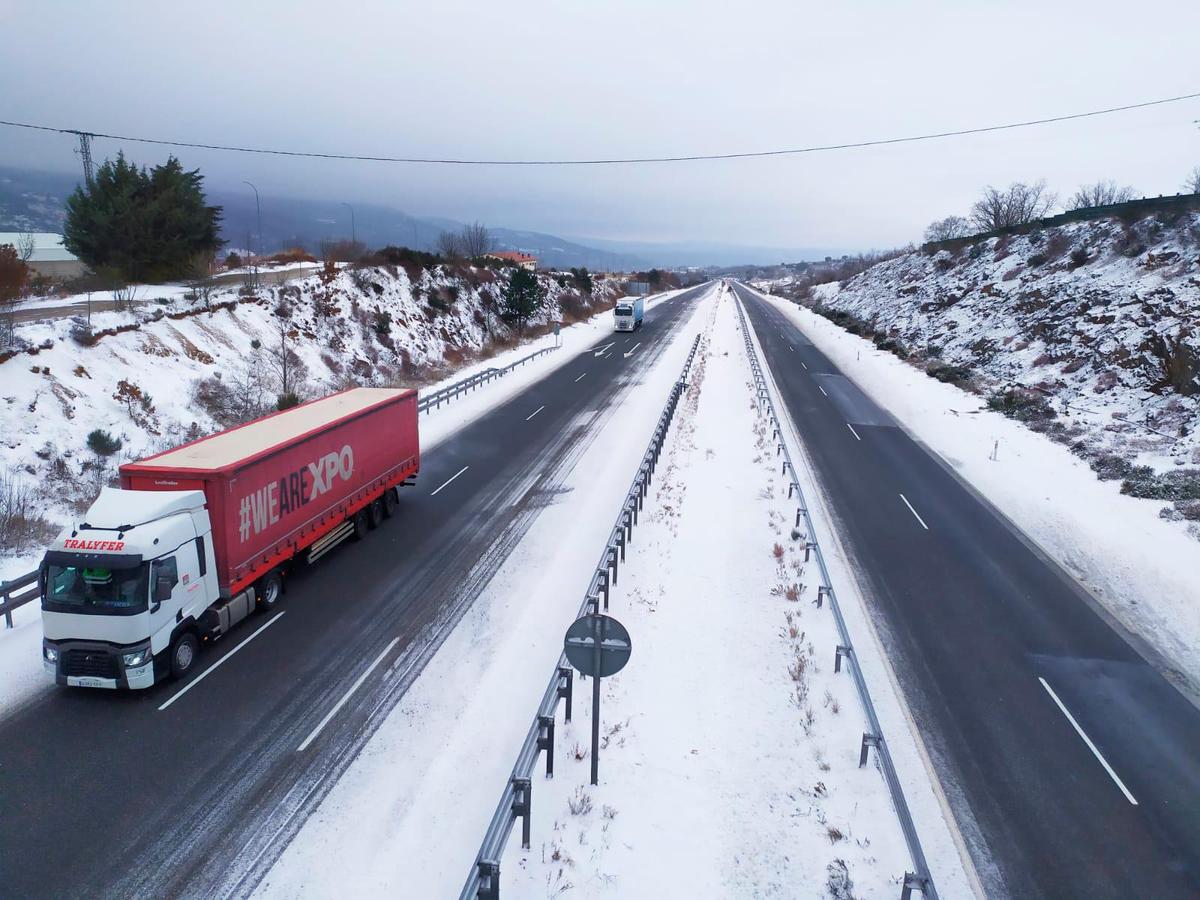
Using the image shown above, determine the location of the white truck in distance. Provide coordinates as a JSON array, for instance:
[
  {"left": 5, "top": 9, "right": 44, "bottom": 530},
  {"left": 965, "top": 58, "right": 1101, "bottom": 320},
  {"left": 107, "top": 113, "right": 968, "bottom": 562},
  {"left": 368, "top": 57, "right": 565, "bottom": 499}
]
[{"left": 614, "top": 297, "right": 644, "bottom": 332}]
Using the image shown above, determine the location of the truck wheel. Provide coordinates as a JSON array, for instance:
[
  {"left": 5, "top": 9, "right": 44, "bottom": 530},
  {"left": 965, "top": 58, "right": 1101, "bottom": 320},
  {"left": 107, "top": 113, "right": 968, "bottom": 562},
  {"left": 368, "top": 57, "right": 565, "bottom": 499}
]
[
  {"left": 382, "top": 487, "right": 399, "bottom": 519},
  {"left": 352, "top": 510, "right": 370, "bottom": 541},
  {"left": 259, "top": 571, "right": 284, "bottom": 609},
  {"left": 169, "top": 632, "right": 199, "bottom": 680},
  {"left": 367, "top": 498, "right": 384, "bottom": 529}
]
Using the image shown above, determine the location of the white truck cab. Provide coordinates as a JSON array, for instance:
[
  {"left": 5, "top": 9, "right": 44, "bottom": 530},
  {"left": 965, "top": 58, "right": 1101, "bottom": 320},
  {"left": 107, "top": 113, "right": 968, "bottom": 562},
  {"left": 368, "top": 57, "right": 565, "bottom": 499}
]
[{"left": 41, "top": 488, "right": 218, "bottom": 689}]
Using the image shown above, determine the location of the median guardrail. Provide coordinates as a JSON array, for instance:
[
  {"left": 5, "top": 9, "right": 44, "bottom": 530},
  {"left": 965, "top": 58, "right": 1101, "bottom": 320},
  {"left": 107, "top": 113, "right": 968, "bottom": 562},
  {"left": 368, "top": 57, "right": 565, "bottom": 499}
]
[
  {"left": 460, "top": 332, "right": 702, "bottom": 900},
  {"left": 732, "top": 286, "right": 938, "bottom": 900},
  {"left": 417, "top": 344, "right": 560, "bottom": 413}
]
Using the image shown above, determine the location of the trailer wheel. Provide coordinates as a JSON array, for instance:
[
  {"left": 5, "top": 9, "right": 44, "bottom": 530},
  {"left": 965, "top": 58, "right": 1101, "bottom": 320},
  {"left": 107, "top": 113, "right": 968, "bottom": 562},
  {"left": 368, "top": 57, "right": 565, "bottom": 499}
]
[
  {"left": 367, "top": 498, "right": 384, "bottom": 529},
  {"left": 352, "top": 510, "right": 370, "bottom": 541},
  {"left": 258, "top": 571, "right": 284, "bottom": 609},
  {"left": 169, "top": 632, "right": 199, "bottom": 680},
  {"left": 382, "top": 487, "right": 399, "bottom": 519}
]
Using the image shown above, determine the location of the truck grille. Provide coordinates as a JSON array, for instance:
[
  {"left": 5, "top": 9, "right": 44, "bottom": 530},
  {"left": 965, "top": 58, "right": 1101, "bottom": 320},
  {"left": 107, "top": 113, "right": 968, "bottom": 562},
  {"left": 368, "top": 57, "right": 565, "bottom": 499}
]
[{"left": 62, "top": 649, "right": 120, "bottom": 679}]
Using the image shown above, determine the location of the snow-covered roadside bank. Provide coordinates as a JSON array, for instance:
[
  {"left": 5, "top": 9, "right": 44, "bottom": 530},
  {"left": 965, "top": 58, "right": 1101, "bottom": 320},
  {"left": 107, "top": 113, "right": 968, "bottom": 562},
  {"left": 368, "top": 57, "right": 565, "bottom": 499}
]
[
  {"left": 253, "top": 289, "right": 712, "bottom": 899},
  {"left": 501, "top": 289, "right": 914, "bottom": 898},
  {"left": 0, "top": 287, "right": 699, "bottom": 723},
  {"left": 755, "top": 287, "right": 1200, "bottom": 699}
]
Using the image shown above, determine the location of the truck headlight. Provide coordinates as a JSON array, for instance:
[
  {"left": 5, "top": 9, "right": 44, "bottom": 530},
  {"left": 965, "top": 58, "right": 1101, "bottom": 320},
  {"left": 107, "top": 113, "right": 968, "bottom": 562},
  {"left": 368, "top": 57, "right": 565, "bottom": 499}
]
[
  {"left": 122, "top": 647, "right": 152, "bottom": 668},
  {"left": 43, "top": 644, "right": 58, "bottom": 664}
]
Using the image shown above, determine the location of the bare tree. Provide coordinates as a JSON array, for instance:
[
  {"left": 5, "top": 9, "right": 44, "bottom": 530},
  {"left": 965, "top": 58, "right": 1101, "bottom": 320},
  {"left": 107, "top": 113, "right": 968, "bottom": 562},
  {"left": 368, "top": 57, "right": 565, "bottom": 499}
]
[
  {"left": 16, "top": 232, "right": 35, "bottom": 263},
  {"left": 458, "top": 222, "right": 494, "bottom": 259},
  {"left": 264, "top": 314, "right": 306, "bottom": 407},
  {"left": 923, "top": 215, "right": 970, "bottom": 243},
  {"left": 1185, "top": 166, "right": 1200, "bottom": 195},
  {"left": 436, "top": 230, "right": 463, "bottom": 259},
  {"left": 1066, "top": 180, "right": 1136, "bottom": 211},
  {"left": 969, "top": 181, "right": 1058, "bottom": 232}
]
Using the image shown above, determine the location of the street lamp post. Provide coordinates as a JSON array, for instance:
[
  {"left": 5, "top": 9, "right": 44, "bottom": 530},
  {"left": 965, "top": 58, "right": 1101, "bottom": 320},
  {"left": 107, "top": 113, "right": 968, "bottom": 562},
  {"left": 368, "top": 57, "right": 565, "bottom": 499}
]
[
  {"left": 242, "top": 181, "right": 262, "bottom": 289},
  {"left": 342, "top": 202, "right": 357, "bottom": 247}
]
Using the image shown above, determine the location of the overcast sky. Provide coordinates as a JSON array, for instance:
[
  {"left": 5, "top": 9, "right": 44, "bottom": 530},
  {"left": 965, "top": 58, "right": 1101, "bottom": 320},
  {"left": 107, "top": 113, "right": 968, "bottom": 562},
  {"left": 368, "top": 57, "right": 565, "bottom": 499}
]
[{"left": 1, "top": 0, "right": 1198, "bottom": 254}]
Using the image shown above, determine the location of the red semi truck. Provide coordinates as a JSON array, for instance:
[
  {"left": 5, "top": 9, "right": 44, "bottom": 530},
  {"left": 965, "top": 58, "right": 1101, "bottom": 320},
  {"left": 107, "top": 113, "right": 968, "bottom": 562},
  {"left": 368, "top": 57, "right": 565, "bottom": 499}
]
[{"left": 40, "top": 387, "right": 420, "bottom": 689}]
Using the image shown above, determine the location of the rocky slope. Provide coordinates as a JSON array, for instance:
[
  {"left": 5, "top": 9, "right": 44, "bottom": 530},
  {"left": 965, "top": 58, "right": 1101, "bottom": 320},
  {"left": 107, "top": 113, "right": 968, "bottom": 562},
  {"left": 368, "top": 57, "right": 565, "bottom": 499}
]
[
  {"left": 793, "top": 211, "right": 1200, "bottom": 526},
  {"left": 0, "top": 262, "right": 622, "bottom": 569}
]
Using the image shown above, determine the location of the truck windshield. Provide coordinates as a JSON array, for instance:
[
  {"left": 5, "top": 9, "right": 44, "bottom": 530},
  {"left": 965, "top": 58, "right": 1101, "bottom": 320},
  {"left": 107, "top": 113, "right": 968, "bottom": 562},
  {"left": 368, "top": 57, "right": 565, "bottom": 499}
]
[
  {"left": 43, "top": 562, "right": 149, "bottom": 616},
  {"left": 615, "top": 306, "right": 632, "bottom": 315}
]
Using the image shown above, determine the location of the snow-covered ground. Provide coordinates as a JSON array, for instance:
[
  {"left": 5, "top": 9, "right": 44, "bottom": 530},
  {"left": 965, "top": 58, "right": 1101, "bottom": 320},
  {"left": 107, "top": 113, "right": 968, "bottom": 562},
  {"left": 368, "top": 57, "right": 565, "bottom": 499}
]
[
  {"left": 0, "top": 279, "right": 665, "bottom": 723},
  {"left": 752, "top": 287, "right": 1200, "bottom": 699},
  {"left": 500, "top": 288, "right": 917, "bottom": 898},
  {"left": 0, "top": 263, "right": 627, "bottom": 580},
  {"left": 799, "top": 214, "right": 1200, "bottom": 487},
  {"left": 254, "top": 286, "right": 712, "bottom": 899}
]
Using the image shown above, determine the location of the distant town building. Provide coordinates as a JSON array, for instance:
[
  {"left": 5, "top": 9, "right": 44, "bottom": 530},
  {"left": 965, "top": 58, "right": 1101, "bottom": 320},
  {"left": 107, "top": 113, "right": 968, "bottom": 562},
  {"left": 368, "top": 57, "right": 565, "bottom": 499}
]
[
  {"left": 488, "top": 250, "right": 537, "bottom": 271},
  {"left": 0, "top": 232, "right": 85, "bottom": 280}
]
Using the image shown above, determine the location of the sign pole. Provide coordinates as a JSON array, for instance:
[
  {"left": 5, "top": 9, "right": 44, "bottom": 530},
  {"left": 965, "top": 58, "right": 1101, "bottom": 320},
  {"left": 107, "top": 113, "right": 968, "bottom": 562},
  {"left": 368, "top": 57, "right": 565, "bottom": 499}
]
[{"left": 590, "top": 616, "right": 602, "bottom": 785}]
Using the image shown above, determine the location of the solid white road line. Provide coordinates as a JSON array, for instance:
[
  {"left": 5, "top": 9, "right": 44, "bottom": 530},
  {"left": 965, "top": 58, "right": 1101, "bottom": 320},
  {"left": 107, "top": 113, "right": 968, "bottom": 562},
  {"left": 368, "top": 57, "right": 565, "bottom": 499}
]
[
  {"left": 594, "top": 342, "right": 615, "bottom": 357},
  {"left": 297, "top": 637, "right": 400, "bottom": 752},
  {"left": 526, "top": 405, "right": 545, "bottom": 421},
  {"left": 1038, "top": 677, "right": 1139, "bottom": 805},
  {"left": 847, "top": 423, "right": 862, "bottom": 441},
  {"left": 818, "top": 385, "right": 828, "bottom": 397},
  {"left": 899, "top": 493, "right": 930, "bottom": 530},
  {"left": 158, "top": 612, "right": 286, "bottom": 711},
  {"left": 574, "top": 372, "right": 587, "bottom": 382},
  {"left": 801, "top": 361, "right": 808, "bottom": 370},
  {"left": 623, "top": 342, "right": 641, "bottom": 358},
  {"left": 430, "top": 465, "right": 470, "bottom": 496}
]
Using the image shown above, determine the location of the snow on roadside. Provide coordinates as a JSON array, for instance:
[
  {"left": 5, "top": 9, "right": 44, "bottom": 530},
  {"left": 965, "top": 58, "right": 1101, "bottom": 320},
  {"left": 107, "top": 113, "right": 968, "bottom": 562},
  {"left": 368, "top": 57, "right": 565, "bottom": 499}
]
[
  {"left": 0, "top": 286, "right": 691, "bottom": 723},
  {"left": 253, "top": 287, "right": 713, "bottom": 899},
  {"left": 503, "top": 288, "right": 909, "bottom": 898},
  {"left": 755, "top": 287, "right": 1200, "bottom": 698}
]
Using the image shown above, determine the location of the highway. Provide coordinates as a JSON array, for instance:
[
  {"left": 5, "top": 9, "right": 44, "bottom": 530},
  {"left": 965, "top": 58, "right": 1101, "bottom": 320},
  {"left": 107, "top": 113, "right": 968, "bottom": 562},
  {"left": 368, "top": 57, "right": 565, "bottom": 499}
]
[
  {"left": 733, "top": 283, "right": 1200, "bottom": 899},
  {"left": 0, "top": 284, "right": 707, "bottom": 900}
]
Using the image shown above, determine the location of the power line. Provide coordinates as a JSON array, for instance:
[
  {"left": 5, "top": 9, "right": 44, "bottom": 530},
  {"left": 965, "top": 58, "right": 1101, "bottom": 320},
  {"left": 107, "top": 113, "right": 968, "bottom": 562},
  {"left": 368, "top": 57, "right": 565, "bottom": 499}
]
[{"left": 1, "top": 91, "right": 1198, "bottom": 166}]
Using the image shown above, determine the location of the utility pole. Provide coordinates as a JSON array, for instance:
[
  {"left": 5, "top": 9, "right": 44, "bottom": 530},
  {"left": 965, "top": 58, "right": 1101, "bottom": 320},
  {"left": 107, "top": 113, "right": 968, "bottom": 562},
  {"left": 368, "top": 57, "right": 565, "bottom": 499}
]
[
  {"left": 69, "top": 131, "right": 95, "bottom": 187},
  {"left": 342, "top": 202, "right": 357, "bottom": 247},
  {"left": 243, "top": 181, "right": 262, "bottom": 289}
]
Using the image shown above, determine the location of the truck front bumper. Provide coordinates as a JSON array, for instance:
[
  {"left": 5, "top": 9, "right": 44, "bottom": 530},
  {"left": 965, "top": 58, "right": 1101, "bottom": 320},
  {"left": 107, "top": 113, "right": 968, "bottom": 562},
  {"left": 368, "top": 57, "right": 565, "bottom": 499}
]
[{"left": 44, "top": 639, "right": 157, "bottom": 690}]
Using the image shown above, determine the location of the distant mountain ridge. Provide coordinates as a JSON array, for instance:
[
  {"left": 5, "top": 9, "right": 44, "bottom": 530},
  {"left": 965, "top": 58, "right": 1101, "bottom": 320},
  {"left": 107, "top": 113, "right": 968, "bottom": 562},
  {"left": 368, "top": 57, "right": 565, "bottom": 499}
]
[{"left": 0, "top": 165, "right": 650, "bottom": 270}]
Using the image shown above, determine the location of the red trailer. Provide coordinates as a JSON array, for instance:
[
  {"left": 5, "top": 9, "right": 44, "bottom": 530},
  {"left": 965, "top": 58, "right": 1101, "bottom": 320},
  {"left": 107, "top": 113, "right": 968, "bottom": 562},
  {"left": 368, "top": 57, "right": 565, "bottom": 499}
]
[{"left": 121, "top": 387, "right": 420, "bottom": 598}]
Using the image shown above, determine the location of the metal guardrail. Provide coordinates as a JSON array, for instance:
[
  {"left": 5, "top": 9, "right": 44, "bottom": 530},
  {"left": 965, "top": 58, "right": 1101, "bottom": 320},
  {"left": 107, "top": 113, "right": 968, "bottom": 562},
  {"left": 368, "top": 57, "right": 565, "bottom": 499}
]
[
  {"left": 0, "top": 345, "right": 563, "bottom": 627},
  {"left": 417, "top": 344, "right": 561, "bottom": 414},
  {"left": 731, "top": 288, "right": 938, "bottom": 900},
  {"left": 1, "top": 570, "right": 39, "bottom": 629},
  {"left": 460, "top": 332, "right": 703, "bottom": 900}
]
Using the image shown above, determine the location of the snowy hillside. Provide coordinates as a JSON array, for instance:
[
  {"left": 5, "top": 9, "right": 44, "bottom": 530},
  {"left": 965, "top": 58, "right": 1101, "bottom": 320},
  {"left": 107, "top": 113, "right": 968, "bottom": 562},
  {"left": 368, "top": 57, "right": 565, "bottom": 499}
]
[
  {"left": 0, "top": 263, "right": 621, "bottom": 574},
  {"left": 799, "top": 211, "right": 1200, "bottom": 528}
]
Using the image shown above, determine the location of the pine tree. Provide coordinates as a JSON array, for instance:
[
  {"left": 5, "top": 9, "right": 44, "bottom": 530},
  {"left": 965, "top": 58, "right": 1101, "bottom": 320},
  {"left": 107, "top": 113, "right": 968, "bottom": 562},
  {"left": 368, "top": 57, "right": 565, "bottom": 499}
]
[
  {"left": 63, "top": 153, "right": 222, "bottom": 282},
  {"left": 502, "top": 268, "right": 544, "bottom": 335}
]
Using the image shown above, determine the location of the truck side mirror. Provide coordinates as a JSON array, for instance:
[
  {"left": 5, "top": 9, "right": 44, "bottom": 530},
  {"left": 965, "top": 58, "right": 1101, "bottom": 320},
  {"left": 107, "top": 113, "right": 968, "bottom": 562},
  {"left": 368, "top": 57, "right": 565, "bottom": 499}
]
[{"left": 153, "top": 575, "right": 173, "bottom": 606}]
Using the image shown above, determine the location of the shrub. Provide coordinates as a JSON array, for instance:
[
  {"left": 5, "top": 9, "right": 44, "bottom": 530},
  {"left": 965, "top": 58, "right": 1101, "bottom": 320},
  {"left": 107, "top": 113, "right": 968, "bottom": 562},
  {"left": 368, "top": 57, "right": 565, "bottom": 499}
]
[
  {"left": 87, "top": 429, "right": 122, "bottom": 456},
  {"left": 372, "top": 309, "right": 392, "bottom": 335},
  {"left": 987, "top": 388, "right": 1057, "bottom": 422},
  {"left": 1027, "top": 252, "right": 1048, "bottom": 267},
  {"left": 225, "top": 251, "right": 242, "bottom": 268},
  {"left": 1069, "top": 247, "right": 1089, "bottom": 268},
  {"left": 926, "top": 361, "right": 974, "bottom": 386},
  {"left": 276, "top": 392, "right": 301, "bottom": 411}
]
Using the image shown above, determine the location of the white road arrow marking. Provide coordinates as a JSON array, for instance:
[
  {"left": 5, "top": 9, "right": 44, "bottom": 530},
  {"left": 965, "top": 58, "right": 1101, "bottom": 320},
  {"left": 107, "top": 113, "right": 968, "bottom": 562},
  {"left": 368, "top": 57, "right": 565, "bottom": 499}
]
[
  {"left": 624, "top": 342, "right": 641, "bottom": 358},
  {"left": 594, "top": 342, "right": 615, "bottom": 357}
]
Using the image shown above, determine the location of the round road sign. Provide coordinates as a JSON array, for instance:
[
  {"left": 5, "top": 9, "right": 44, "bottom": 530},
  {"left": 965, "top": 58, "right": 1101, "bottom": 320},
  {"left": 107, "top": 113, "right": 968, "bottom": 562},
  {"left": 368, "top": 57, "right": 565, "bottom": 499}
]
[{"left": 563, "top": 613, "right": 632, "bottom": 678}]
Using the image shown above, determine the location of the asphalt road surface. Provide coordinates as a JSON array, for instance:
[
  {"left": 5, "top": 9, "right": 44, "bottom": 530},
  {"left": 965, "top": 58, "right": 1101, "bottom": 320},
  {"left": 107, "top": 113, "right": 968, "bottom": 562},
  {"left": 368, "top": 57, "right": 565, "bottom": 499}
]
[
  {"left": 0, "top": 284, "right": 707, "bottom": 900},
  {"left": 734, "top": 282, "right": 1200, "bottom": 899}
]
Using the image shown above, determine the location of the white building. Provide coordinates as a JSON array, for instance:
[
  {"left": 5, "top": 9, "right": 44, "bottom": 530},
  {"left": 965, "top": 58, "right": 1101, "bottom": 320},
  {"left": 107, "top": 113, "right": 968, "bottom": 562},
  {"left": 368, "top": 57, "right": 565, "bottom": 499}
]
[{"left": 0, "top": 232, "right": 86, "bottom": 280}]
